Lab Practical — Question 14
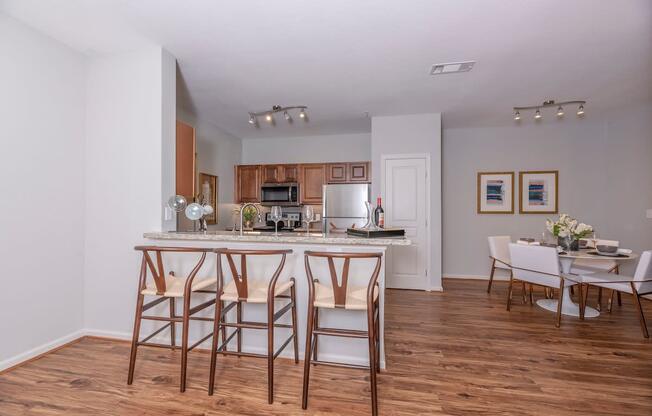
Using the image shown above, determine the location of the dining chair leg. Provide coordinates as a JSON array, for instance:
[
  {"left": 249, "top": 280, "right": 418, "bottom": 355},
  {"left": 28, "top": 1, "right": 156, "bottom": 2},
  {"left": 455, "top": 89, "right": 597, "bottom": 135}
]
[
  {"left": 169, "top": 298, "right": 176, "bottom": 348},
  {"left": 179, "top": 293, "right": 191, "bottom": 393},
  {"left": 596, "top": 288, "right": 603, "bottom": 311},
  {"left": 555, "top": 280, "right": 565, "bottom": 328},
  {"left": 506, "top": 275, "right": 514, "bottom": 311},
  {"left": 570, "top": 286, "right": 575, "bottom": 297},
  {"left": 208, "top": 296, "right": 223, "bottom": 396},
  {"left": 127, "top": 293, "right": 145, "bottom": 385},
  {"left": 236, "top": 301, "right": 243, "bottom": 353},
  {"left": 312, "top": 307, "right": 319, "bottom": 361},
  {"left": 267, "top": 299, "right": 275, "bottom": 404},
  {"left": 617, "top": 292, "right": 623, "bottom": 307},
  {"left": 366, "top": 299, "right": 379, "bottom": 416},
  {"left": 631, "top": 285, "right": 649, "bottom": 338},
  {"left": 528, "top": 284, "right": 534, "bottom": 305},
  {"left": 521, "top": 281, "right": 527, "bottom": 304},
  {"left": 290, "top": 282, "right": 299, "bottom": 364},
  {"left": 302, "top": 303, "right": 315, "bottom": 410},
  {"left": 487, "top": 260, "right": 496, "bottom": 293},
  {"left": 608, "top": 290, "right": 615, "bottom": 313}
]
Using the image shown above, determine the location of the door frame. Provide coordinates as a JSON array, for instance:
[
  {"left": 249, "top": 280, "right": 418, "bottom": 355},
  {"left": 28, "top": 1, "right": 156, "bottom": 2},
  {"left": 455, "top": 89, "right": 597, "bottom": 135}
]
[{"left": 380, "top": 153, "right": 431, "bottom": 291}]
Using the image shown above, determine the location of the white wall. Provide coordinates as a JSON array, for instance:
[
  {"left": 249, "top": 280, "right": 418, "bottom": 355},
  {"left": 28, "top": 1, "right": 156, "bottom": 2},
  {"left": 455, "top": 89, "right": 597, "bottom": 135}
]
[
  {"left": 177, "top": 108, "right": 242, "bottom": 230},
  {"left": 242, "top": 133, "right": 371, "bottom": 164},
  {"left": 0, "top": 15, "right": 86, "bottom": 366},
  {"left": 83, "top": 47, "right": 175, "bottom": 334},
  {"left": 371, "top": 114, "right": 442, "bottom": 289},
  {"left": 442, "top": 104, "right": 652, "bottom": 278}
]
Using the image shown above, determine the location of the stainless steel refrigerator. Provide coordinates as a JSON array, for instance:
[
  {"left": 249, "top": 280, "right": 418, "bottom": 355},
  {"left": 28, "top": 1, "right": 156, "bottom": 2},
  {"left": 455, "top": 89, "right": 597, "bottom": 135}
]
[{"left": 322, "top": 183, "right": 371, "bottom": 234}]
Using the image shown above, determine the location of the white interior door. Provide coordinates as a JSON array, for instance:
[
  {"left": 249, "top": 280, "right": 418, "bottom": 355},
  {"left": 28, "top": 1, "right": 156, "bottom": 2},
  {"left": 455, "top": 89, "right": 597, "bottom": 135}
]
[{"left": 384, "top": 157, "right": 429, "bottom": 290}]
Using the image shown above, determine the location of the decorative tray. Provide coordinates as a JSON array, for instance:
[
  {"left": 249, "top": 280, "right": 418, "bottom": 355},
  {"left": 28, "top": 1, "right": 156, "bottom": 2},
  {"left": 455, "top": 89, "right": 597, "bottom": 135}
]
[{"left": 346, "top": 228, "right": 405, "bottom": 238}]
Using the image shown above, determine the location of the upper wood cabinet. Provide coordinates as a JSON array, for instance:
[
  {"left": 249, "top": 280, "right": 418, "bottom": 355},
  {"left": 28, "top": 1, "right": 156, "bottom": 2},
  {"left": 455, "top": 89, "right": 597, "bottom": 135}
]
[
  {"left": 326, "top": 162, "right": 370, "bottom": 183},
  {"left": 261, "top": 164, "right": 299, "bottom": 183},
  {"left": 300, "top": 164, "right": 326, "bottom": 204},
  {"left": 326, "top": 163, "right": 348, "bottom": 183},
  {"left": 235, "top": 165, "right": 261, "bottom": 203},
  {"left": 348, "top": 162, "right": 370, "bottom": 183}
]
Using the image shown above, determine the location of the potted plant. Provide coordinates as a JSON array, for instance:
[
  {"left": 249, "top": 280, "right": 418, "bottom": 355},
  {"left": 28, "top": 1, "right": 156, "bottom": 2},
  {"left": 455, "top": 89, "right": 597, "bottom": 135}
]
[
  {"left": 242, "top": 205, "right": 258, "bottom": 229},
  {"left": 546, "top": 214, "right": 593, "bottom": 251}
]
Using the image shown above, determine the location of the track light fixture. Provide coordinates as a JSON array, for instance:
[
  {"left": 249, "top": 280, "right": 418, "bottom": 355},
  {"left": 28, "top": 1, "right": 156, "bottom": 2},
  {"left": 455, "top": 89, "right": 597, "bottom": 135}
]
[
  {"left": 513, "top": 99, "right": 586, "bottom": 123},
  {"left": 247, "top": 104, "right": 308, "bottom": 127}
]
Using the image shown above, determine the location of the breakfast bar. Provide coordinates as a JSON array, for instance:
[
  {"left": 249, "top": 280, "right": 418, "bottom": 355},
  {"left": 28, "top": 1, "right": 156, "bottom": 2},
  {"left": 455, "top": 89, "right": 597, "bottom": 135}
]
[{"left": 142, "top": 231, "right": 411, "bottom": 369}]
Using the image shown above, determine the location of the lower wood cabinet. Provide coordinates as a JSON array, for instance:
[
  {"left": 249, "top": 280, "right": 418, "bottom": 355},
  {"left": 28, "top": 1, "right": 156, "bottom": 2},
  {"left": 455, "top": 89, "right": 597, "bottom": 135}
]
[{"left": 300, "top": 163, "right": 326, "bottom": 204}]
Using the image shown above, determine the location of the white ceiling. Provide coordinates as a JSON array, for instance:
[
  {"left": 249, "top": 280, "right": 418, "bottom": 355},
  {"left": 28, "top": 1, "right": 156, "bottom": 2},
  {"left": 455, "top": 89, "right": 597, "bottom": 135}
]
[{"left": 3, "top": 0, "right": 651, "bottom": 139}]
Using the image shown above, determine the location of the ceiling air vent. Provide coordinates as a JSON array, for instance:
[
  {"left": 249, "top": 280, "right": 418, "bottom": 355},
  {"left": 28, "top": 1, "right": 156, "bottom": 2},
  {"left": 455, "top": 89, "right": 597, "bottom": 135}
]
[{"left": 430, "top": 61, "right": 475, "bottom": 75}]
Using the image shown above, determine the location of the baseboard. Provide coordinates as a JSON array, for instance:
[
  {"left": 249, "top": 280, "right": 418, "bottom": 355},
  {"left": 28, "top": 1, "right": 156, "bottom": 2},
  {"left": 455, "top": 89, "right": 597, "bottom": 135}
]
[
  {"left": 429, "top": 285, "right": 444, "bottom": 292},
  {"left": 0, "top": 329, "right": 86, "bottom": 373},
  {"left": 443, "top": 274, "right": 510, "bottom": 282},
  {"left": 2, "top": 328, "right": 382, "bottom": 373}
]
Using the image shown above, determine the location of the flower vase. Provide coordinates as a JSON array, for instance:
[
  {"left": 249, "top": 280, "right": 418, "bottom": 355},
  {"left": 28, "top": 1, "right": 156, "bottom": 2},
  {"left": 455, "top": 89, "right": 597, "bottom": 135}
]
[{"left": 558, "top": 237, "right": 579, "bottom": 251}]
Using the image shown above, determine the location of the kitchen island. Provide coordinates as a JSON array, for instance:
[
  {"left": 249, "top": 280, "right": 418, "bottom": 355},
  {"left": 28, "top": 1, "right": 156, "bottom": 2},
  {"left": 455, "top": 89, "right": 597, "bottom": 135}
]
[{"left": 142, "top": 231, "right": 410, "bottom": 369}]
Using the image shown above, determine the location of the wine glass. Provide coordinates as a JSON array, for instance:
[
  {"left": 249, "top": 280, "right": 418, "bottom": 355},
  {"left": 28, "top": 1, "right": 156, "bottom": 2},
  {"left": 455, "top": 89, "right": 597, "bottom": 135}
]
[
  {"left": 270, "top": 206, "right": 282, "bottom": 237},
  {"left": 303, "top": 205, "right": 315, "bottom": 236}
]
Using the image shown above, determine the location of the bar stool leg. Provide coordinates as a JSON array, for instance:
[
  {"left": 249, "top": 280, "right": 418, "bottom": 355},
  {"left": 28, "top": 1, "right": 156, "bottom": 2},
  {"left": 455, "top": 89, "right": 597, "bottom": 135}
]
[
  {"left": 208, "top": 296, "right": 223, "bottom": 396},
  {"left": 374, "top": 302, "right": 380, "bottom": 373},
  {"left": 236, "top": 302, "right": 242, "bottom": 353},
  {"left": 290, "top": 283, "right": 299, "bottom": 363},
  {"left": 127, "top": 293, "right": 145, "bottom": 385},
  {"left": 267, "top": 298, "right": 275, "bottom": 404},
  {"left": 302, "top": 303, "right": 315, "bottom": 409},
  {"left": 367, "top": 302, "right": 379, "bottom": 416},
  {"left": 312, "top": 308, "right": 319, "bottom": 361},
  {"left": 180, "top": 293, "right": 191, "bottom": 393},
  {"left": 221, "top": 301, "right": 227, "bottom": 352},
  {"left": 169, "top": 298, "right": 176, "bottom": 348}
]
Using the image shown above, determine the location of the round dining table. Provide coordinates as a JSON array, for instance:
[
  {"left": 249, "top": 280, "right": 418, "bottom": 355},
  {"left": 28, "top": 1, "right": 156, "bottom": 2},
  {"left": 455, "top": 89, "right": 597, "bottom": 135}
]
[{"left": 536, "top": 249, "right": 638, "bottom": 318}]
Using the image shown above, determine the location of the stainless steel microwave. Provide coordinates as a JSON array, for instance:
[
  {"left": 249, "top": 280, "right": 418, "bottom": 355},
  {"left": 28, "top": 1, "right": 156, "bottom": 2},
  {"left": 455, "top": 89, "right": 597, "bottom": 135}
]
[{"left": 260, "top": 183, "right": 300, "bottom": 206}]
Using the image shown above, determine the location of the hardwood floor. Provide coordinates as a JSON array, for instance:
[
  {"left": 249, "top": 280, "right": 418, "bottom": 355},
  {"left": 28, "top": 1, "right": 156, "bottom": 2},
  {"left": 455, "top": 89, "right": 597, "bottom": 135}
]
[{"left": 1, "top": 279, "right": 651, "bottom": 415}]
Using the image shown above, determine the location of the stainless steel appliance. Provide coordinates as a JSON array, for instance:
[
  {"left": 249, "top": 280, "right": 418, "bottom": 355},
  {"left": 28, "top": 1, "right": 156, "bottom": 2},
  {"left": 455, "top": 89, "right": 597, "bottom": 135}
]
[
  {"left": 252, "top": 212, "right": 302, "bottom": 232},
  {"left": 322, "top": 183, "right": 371, "bottom": 234},
  {"left": 260, "top": 183, "right": 299, "bottom": 206}
]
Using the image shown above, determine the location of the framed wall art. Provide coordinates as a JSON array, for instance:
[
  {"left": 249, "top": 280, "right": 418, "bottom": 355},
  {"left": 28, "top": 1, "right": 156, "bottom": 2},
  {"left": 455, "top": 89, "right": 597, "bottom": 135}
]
[
  {"left": 198, "top": 172, "right": 218, "bottom": 224},
  {"left": 519, "top": 170, "right": 558, "bottom": 214},
  {"left": 477, "top": 172, "right": 514, "bottom": 214}
]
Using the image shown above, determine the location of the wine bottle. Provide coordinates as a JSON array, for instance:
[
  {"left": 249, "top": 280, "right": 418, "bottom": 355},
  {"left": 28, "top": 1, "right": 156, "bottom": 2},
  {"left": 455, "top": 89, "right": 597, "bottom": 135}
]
[{"left": 374, "top": 197, "right": 385, "bottom": 228}]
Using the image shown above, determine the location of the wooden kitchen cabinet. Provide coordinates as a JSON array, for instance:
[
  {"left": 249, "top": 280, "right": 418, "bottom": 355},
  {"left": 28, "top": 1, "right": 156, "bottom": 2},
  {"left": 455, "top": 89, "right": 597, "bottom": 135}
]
[
  {"left": 235, "top": 165, "right": 261, "bottom": 203},
  {"left": 326, "top": 163, "right": 348, "bottom": 183},
  {"left": 176, "top": 121, "right": 196, "bottom": 200},
  {"left": 262, "top": 165, "right": 280, "bottom": 183},
  {"left": 347, "top": 162, "right": 370, "bottom": 182},
  {"left": 281, "top": 164, "right": 299, "bottom": 182},
  {"left": 300, "top": 163, "right": 326, "bottom": 204}
]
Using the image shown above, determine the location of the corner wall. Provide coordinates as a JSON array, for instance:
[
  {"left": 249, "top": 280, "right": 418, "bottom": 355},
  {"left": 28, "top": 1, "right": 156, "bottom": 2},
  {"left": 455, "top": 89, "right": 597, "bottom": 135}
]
[{"left": 0, "top": 15, "right": 86, "bottom": 367}]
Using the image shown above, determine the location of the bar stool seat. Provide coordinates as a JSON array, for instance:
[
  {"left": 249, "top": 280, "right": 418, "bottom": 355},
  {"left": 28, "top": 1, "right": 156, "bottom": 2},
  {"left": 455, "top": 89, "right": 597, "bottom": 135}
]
[
  {"left": 314, "top": 281, "right": 378, "bottom": 310},
  {"left": 141, "top": 273, "right": 216, "bottom": 297},
  {"left": 221, "top": 279, "right": 294, "bottom": 303}
]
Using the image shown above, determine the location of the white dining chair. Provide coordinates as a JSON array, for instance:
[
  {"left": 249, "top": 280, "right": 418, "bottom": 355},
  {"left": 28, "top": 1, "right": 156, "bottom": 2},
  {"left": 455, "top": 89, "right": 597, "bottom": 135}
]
[
  {"left": 578, "top": 250, "right": 652, "bottom": 338},
  {"left": 573, "top": 239, "right": 620, "bottom": 310},
  {"left": 487, "top": 236, "right": 528, "bottom": 303},
  {"left": 508, "top": 243, "right": 580, "bottom": 327}
]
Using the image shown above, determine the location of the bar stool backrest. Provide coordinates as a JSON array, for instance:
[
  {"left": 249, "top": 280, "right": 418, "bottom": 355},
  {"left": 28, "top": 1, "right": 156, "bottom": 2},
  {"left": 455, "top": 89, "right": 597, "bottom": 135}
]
[
  {"left": 214, "top": 248, "right": 292, "bottom": 300},
  {"left": 304, "top": 251, "right": 382, "bottom": 308},
  {"left": 134, "top": 246, "right": 211, "bottom": 295}
]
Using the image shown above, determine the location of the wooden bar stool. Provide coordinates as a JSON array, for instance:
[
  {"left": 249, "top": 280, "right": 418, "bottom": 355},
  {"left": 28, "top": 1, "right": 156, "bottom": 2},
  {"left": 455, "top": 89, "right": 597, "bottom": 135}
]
[
  {"left": 302, "top": 251, "right": 382, "bottom": 416},
  {"left": 127, "top": 246, "right": 217, "bottom": 392},
  {"left": 208, "top": 248, "right": 298, "bottom": 404}
]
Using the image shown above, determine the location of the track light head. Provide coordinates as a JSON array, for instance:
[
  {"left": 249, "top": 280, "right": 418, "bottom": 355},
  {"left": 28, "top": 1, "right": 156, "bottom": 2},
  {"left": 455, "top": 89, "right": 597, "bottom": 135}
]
[
  {"left": 534, "top": 109, "right": 542, "bottom": 120},
  {"left": 556, "top": 106, "right": 564, "bottom": 117},
  {"left": 514, "top": 111, "right": 521, "bottom": 121},
  {"left": 577, "top": 105, "right": 585, "bottom": 116},
  {"left": 248, "top": 114, "right": 256, "bottom": 125},
  {"left": 284, "top": 111, "right": 291, "bottom": 121},
  {"left": 299, "top": 108, "right": 306, "bottom": 119},
  {"left": 265, "top": 113, "right": 273, "bottom": 122}
]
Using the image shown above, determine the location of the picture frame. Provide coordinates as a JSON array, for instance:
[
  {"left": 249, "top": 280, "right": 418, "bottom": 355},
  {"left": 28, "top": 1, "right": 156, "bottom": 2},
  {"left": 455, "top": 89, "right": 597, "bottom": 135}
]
[
  {"left": 477, "top": 171, "right": 515, "bottom": 214},
  {"left": 519, "top": 170, "right": 558, "bottom": 214},
  {"left": 198, "top": 172, "right": 218, "bottom": 224}
]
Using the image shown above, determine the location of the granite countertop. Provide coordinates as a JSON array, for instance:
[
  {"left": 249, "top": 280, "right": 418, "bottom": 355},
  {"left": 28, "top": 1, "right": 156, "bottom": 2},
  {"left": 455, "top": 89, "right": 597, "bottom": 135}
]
[{"left": 143, "top": 230, "right": 411, "bottom": 246}]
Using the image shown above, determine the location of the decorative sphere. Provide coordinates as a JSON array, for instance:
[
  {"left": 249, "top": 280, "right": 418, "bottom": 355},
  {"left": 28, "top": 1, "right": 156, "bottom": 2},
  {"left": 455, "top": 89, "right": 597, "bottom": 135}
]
[
  {"left": 202, "top": 204, "right": 214, "bottom": 215},
  {"left": 168, "top": 195, "right": 187, "bottom": 212},
  {"left": 185, "top": 203, "right": 204, "bottom": 221}
]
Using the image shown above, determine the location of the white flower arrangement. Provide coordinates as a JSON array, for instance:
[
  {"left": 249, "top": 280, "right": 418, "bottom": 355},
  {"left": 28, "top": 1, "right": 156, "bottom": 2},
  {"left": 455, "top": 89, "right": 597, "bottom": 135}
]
[{"left": 546, "top": 214, "right": 593, "bottom": 239}]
